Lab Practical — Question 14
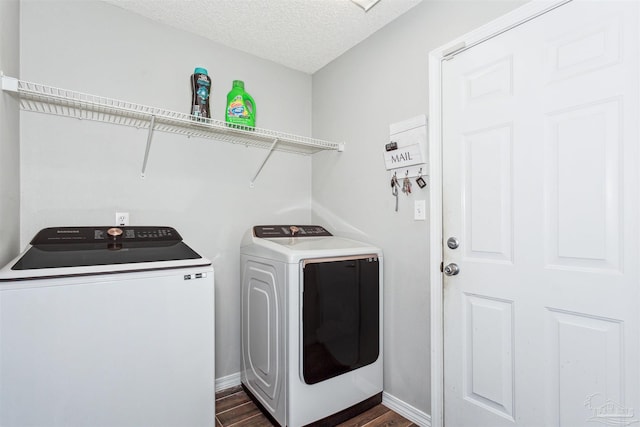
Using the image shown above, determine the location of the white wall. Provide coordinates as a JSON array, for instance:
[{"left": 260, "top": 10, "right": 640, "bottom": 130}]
[
  {"left": 20, "top": 0, "right": 313, "bottom": 380},
  {"left": 312, "top": 0, "right": 527, "bottom": 414},
  {"left": 0, "top": 0, "right": 20, "bottom": 266}
]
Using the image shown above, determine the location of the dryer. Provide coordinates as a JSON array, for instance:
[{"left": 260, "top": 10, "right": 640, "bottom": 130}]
[{"left": 240, "top": 225, "right": 383, "bottom": 426}]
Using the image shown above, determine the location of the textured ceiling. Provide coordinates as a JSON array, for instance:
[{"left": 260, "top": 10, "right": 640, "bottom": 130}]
[{"left": 103, "top": 0, "right": 424, "bottom": 74}]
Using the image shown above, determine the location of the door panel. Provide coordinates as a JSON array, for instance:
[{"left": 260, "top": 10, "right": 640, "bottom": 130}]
[
  {"left": 442, "top": 1, "right": 639, "bottom": 426},
  {"left": 464, "top": 124, "right": 513, "bottom": 262},
  {"left": 544, "top": 98, "right": 622, "bottom": 271},
  {"left": 463, "top": 294, "right": 515, "bottom": 420},
  {"left": 546, "top": 309, "right": 624, "bottom": 426}
]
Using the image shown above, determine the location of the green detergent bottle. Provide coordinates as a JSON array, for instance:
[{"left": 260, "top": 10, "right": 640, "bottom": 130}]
[{"left": 226, "top": 80, "right": 256, "bottom": 128}]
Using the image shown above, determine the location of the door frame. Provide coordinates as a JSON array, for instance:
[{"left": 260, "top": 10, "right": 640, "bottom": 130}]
[{"left": 427, "top": 2, "right": 571, "bottom": 426}]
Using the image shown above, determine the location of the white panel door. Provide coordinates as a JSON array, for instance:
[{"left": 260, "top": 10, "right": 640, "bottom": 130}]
[{"left": 442, "top": 1, "right": 639, "bottom": 426}]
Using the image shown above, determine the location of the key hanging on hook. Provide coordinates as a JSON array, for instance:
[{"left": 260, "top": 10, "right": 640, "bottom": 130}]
[
  {"left": 416, "top": 167, "right": 427, "bottom": 189},
  {"left": 391, "top": 172, "right": 399, "bottom": 212},
  {"left": 402, "top": 170, "right": 412, "bottom": 195}
]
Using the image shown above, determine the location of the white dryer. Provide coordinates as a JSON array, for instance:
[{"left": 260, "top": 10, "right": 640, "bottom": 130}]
[{"left": 240, "top": 225, "right": 383, "bottom": 426}]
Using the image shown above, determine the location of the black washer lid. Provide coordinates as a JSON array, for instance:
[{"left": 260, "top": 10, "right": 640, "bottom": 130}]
[
  {"left": 30, "top": 226, "right": 182, "bottom": 248},
  {"left": 11, "top": 226, "right": 202, "bottom": 271}
]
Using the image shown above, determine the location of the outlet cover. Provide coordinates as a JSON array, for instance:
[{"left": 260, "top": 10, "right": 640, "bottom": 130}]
[{"left": 115, "top": 212, "right": 129, "bottom": 226}]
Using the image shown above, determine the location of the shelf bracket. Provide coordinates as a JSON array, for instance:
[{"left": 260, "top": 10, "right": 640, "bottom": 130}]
[
  {"left": 140, "top": 115, "right": 156, "bottom": 179},
  {"left": 1, "top": 74, "right": 19, "bottom": 93},
  {"left": 250, "top": 138, "right": 279, "bottom": 188}
]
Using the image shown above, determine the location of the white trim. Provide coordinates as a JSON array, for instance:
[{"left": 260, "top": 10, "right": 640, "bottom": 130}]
[
  {"left": 427, "top": 45, "right": 444, "bottom": 427},
  {"left": 215, "top": 372, "right": 241, "bottom": 393},
  {"left": 441, "top": 42, "right": 466, "bottom": 59},
  {"left": 427, "top": 2, "right": 572, "bottom": 427},
  {"left": 382, "top": 392, "right": 431, "bottom": 427}
]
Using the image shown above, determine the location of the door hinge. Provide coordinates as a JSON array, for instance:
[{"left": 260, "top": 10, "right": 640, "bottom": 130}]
[{"left": 440, "top": 262, "right": 444, "bottom": 272}]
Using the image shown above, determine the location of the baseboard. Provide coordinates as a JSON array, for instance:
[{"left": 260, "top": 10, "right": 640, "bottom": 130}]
[
  {"left": 382, "top": 392, "right": 431, "bottom": 427},
  {"left": 215, "top": 372, "right": 241, "bottom": 392}
]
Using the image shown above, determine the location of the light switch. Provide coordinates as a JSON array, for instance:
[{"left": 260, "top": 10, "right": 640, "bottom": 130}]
[{"left": 414, "top": 200, "right": 426, "bottom": 221}]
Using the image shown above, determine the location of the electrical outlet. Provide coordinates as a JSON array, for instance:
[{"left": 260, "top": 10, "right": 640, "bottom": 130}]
[
  {"left": 115, "top": 212, "right": 129, "bottom": 226},
  {"left": 414, "top": 200, "right": 426, "bottom": 221}
]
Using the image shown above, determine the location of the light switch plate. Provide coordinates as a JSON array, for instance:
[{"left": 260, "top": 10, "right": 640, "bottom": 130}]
[{"left": 414, "top": 200, "right": 426, "bottom": 221}]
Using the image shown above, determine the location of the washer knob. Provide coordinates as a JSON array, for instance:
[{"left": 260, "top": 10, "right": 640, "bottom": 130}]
[
  {"left": 107, "top": 227, "right": 123, "bottom": 238},
  {"left": 290, "top": 226, "right": 300, "bottom": 236}
]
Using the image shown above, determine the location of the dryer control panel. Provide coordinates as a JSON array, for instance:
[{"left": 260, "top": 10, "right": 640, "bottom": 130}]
[{"left": 253, "top": 225, "right": 333, "bottom": 238}]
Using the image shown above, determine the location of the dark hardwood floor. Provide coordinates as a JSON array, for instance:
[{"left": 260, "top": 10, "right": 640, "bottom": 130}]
[{"left": 215, "top": 386, "right": 418, "bottom": 427}]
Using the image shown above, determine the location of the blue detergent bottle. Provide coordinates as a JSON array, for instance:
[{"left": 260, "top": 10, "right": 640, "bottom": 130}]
[{"left": 190, "top": 67, "right": 212, "bottom": 119}]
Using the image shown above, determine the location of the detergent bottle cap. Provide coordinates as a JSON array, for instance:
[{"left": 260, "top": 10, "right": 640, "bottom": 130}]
[
  {"left": 194, "top": 67, "right": 208, "bottom": 75},
  {"left": 232, "top": 80, "right": 245, "bottom": 89}
]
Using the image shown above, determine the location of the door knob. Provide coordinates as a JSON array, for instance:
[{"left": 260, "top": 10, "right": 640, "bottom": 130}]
[{"left": 443, "top": 263, "right": 460, "bottom": 276}]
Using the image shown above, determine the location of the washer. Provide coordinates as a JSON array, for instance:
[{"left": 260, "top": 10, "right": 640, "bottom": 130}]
[
  {"left": 0, "top": 226, "right": 215, "bottom": 427},
  {"left": 240, "top": 225, "right": 383, "bottom": 427}
]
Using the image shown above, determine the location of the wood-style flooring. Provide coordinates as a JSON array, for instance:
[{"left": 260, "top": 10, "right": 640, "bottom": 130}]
[{"left": 215, "top": 386, "right": 418, "bottom": 427}]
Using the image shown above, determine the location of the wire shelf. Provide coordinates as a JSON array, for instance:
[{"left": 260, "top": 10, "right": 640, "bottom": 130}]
[{"left": 4, "top": 77, "right": 344, "bottom": 155}]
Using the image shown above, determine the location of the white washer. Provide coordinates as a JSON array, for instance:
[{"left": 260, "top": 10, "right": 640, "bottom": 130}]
[
  {"left": 0, "top": 226, "right": 215, "bottom": 427},
  {"left": 240, "top": 225, "right": 383, "bottom": 427}
]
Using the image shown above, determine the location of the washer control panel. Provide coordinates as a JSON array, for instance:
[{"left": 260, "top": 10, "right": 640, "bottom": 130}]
[
  {"left": 30, "top": 226, "right": 182, "bottom": 245},
  {"left": 253, "top": 225, "right": 333, "bottom": 238}
]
